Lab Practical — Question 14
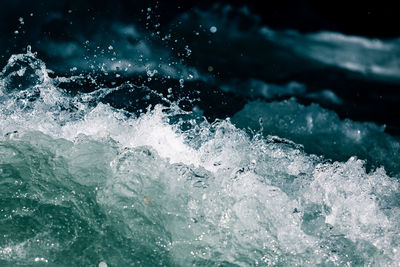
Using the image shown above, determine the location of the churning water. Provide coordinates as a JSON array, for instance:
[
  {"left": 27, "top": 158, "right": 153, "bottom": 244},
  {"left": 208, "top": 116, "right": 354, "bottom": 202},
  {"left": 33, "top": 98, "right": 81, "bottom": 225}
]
[
  {"left": 1, "top": 4, "right": 400, "bottom": 267},
  {"left": 0, "top": 44, "right": 399, "bottom": 266}
]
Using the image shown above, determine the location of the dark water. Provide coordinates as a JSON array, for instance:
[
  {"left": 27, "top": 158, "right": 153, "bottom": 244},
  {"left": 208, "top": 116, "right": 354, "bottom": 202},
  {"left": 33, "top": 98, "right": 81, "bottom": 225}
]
[{"left": 1, "top": 1, "right": 400, "bottom": 266}]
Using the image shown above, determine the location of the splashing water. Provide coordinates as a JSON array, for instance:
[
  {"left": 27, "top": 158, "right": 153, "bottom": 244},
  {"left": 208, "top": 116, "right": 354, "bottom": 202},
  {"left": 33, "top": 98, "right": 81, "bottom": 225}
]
[{"left": 1, "top": 50, "right": 400, "bottom": 266}]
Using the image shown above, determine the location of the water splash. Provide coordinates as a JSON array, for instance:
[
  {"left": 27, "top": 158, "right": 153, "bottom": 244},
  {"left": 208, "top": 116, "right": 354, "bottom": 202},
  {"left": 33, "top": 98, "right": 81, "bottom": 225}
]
[{"left": 1, "top": 49, "right": 400, "bottom": 266}]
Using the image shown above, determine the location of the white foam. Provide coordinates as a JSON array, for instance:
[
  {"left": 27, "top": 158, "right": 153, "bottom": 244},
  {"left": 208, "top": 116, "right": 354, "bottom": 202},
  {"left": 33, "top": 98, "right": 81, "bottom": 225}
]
[{"left": 1, "top": 51, "right": 400, "bottom": 265}]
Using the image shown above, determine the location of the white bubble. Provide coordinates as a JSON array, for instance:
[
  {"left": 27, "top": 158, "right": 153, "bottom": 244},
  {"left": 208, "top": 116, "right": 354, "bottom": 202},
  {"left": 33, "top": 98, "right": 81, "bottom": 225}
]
[
  {"left": 98, "top": 262, "right": 107, "bottom": 267},
  {"left": 209, "top": 26, "right": 217, "bottom": 33}
]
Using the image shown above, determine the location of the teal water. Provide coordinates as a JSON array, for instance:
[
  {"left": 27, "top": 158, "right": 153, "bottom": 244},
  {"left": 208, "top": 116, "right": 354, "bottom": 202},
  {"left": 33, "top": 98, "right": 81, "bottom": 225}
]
[{"left": 1, "top": 51, "right": 400, "bottom": 266}]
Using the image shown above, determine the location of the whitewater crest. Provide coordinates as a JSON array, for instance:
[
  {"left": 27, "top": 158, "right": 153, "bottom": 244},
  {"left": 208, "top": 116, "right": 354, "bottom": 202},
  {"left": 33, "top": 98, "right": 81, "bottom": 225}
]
[{"left": 1, "top": 51, "right": 400, "bottom": 266}]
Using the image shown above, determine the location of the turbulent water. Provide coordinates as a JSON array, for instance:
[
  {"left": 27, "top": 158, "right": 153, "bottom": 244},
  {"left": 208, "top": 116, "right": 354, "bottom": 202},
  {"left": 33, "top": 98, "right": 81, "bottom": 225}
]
[
  {"left": 0, "top": 46, "right": 399, "bottom": 267},
  {"left": 1, "top": 4, "right": 400, "bottom": 267}
]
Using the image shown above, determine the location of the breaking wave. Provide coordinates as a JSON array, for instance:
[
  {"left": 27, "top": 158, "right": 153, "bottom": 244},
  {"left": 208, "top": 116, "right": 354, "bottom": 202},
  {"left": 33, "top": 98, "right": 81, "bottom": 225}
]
[{"left": 1, "top": 47, "right": 400, "bottom": 266}]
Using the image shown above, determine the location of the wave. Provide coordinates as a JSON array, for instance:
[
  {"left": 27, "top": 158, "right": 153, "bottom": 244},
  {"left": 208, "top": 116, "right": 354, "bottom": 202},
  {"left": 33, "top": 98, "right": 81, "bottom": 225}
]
[
  {"left": 232, "top": 99, "right": 400, "bottom": 176},
  {"left": 1, "top": 49, "right": 400, "bottom": 266}
]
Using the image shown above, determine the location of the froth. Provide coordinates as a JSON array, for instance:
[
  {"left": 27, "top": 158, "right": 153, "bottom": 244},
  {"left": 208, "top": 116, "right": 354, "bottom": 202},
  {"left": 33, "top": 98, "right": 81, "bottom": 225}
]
[{"left": 1, "top": 50, "right": 400, "bottom": 266}]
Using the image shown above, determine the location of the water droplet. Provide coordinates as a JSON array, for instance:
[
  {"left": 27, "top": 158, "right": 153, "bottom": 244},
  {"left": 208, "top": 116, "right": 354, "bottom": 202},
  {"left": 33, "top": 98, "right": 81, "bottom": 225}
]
[
  {"left": 210, "top": 26, "right": 217, "bottom": 33},
  {"left": 146, "top": 69, "right": 158, "bottom": 77},
  {"left": 185, "top": 46, "right": 192, "bottom": 56}
]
